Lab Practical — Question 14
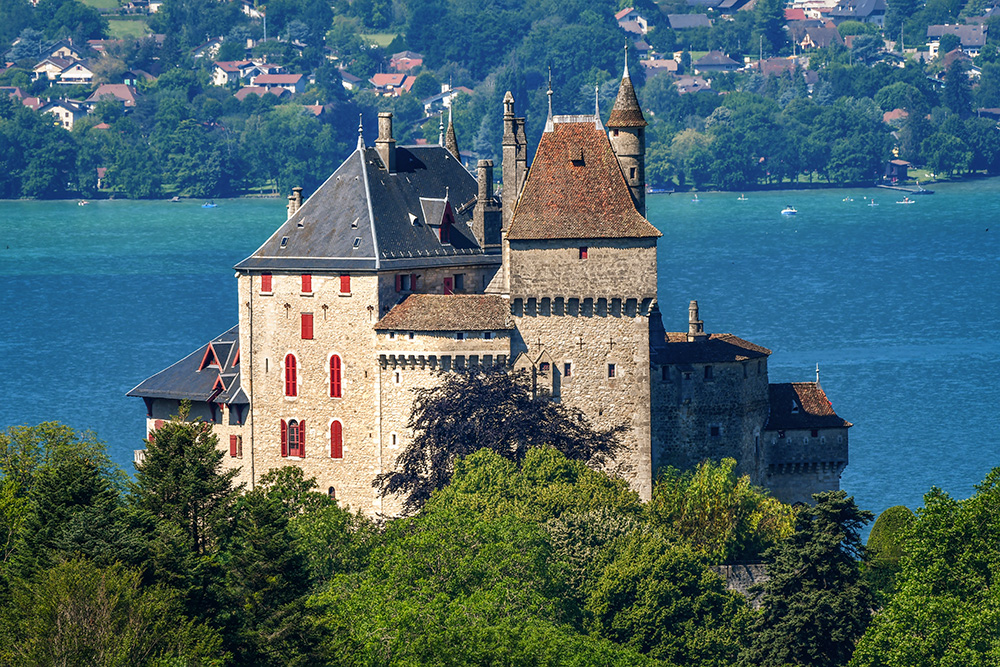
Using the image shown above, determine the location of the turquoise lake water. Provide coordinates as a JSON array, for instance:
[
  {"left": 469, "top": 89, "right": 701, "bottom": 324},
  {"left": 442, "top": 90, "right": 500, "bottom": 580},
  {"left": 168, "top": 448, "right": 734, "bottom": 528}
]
[{"left": 1, "top": 184, "right": 998, "bottom": 519}]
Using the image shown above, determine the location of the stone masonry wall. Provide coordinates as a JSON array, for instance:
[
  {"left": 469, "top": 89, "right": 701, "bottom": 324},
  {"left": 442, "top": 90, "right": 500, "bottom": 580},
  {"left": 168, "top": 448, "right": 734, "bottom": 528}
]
[
  {"left": 239, "top": 270, "right": 384, "bottom": 514},
  {"left": 508, "top": 240, "right": 657, "bottom": 301},
  {"left": 651, "top": 358, "right": 770, "bottom": 484}
]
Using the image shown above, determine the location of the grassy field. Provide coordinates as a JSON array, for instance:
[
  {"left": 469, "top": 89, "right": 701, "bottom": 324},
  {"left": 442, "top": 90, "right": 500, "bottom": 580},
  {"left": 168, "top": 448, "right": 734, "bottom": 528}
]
[
  {"left": 80, "top": 0, "right": 120, "bottom": 10},
  {"left": 360, "top": 33, "right": 397, "bottom": 47},
  {"left": 108, "top": 18, "right": 151, "bottom": 39}
]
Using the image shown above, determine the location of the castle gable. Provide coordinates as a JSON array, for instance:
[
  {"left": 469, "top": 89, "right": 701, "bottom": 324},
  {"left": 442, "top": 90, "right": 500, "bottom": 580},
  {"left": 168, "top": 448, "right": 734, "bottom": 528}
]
[
  {"left": 765, "top": 383, "right": 852, "bottom": 430},
  {"left": 375, "top": 294, "right": 512, "bottom": 331},
  {"left": 127, "top": 325, "right": 246, "bottom": 405},
  {"left": 236, "top": 144, "right": 498, "bottom": 273},
  {"left": 507, "top": 120, "right": 660, "bottom": 241},
  {"left": 661, "top": 332, "right": 771, "bottom": 363}
]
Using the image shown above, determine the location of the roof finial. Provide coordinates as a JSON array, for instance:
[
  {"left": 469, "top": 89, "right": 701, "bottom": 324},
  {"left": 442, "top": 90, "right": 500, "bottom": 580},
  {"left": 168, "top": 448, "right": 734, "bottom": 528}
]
[
  {"left": 816, "top": 363, "right": 821, "bottom": 385},
  {"left": 624, "top": 42, "right": 630, "bottom": 79},
  {"left": 356, "top": 113, "right": 364, "bottom": 150},
  {"left": 595, "top": 82, "right": 600, "bottom": 116},
  {"left": 438, "top": 112, "right": 444, "bottom": 146},
  {"left": 547, "top": 67, "right": 553, "bottom": 119}
]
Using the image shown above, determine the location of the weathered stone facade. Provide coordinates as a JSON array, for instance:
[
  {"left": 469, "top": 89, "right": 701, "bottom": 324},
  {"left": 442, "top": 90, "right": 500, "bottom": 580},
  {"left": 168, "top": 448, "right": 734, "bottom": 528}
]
[{"left": 129, "top": 64, "right": 851, "bottom": 513}]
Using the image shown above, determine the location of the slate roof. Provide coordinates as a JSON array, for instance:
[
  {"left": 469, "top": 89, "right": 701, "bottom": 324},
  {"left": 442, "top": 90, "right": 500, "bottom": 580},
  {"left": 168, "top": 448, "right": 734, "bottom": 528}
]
[
  {"left": 660, "top": 332, "right": 771, "bottom": 363},
  {"left": 127, "top": 325, "right": 246, "bottom": 404},
  {"left": 236, "top": 144, "right": 499, "bottom": 272},
  {"left": 764, "top": 383, "right": 852, "bottom": 430},
  {"left": 828, "top": 0, "right": 886, "bottom": 19},
  {"left": 667, "top": 14, "right": 712, "bottom": 29},
  {"left": 507, "top": 117, "right": 660, "bottom": 241},
  {"left": 927, "top": 24, "right": 987, "bottom": 47},
  {"left": 375, "top": 294, "right": 512, "bottom": 331},
  {"left": 694, "top": 50, "right": 741, "bottom": 67}
]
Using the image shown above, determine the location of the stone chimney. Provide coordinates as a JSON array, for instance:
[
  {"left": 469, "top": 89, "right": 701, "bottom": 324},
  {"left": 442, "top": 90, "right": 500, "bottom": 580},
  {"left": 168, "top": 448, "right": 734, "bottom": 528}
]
[
  {"left": 287, "top": 186, "right": 303, "bottom": 219},
  {"left": 376, "top": 111, "right": 395, "bottom": 173},
  {"left": 687, "top": 300, "right": 707, "bottom": 342},
  {"left": 472, "top": 159, "right": 502, "bottom": 251},
  {"left": 501, "top": 92, "right": 527, "bottom": 232}
]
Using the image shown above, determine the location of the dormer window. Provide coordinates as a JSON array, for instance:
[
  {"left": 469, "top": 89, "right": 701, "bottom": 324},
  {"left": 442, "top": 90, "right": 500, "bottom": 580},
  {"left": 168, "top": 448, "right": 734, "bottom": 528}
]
[{"left": 791, "top": 401, "right": 800, "bottom": 414}]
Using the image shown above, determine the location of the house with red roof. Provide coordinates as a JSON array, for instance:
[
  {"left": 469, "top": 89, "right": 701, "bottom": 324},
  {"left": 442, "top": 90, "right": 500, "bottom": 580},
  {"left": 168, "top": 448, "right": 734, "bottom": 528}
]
[
  {"left": 86, "top": 84, "right": 140, "bottom": 107},
  {"left": 251, "top": 73, "right": 305, "bottom": 94},
  {"left": 389, "top": 51, "right": 424, "bottom": 72},
  {"left": 370, "top": 72, "right": 416, "bottom": 96}
]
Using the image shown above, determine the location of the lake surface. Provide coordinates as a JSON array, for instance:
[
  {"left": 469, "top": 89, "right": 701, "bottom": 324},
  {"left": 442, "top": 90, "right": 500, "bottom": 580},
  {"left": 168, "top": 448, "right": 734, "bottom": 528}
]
[{"left": 1, "top": 183, "right": 998, "bottom": 521}]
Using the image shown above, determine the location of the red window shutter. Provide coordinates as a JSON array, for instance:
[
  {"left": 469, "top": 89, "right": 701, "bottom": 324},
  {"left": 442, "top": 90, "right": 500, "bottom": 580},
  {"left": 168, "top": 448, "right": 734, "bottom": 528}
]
[
  {"left": 395, "top": 274, "right": 402, "bottom": 292},
  {"left": 301, "top": 313, "right": 313, "bottom": 339},
  {"left": 340, "top": 274, "right": 350, "bottom": 293},
  {"left": 261, "top": 273, "right": 272, "bottom": 292},
  {"left": 579, "top": 246, "right": 588, "bottom": 259},
  {"left": 443, "top": 277, "right": 453, "bottom": 295},
  {"left": 410, "top": 274, "right": 417, "bottom": 291},
  {"left": 154, "top": 419, "right": 164, "bottom": 429},
  {"left": 284, "top": 354, "right": 297, "bottom": 396},
  {"left": 280, "top": 420, "right": 288, "bottom": 457},
  {"left": 331, "top": 421, "right": 343, "bottom": 458},
  {"left": 301, "top": 274, "right": 312, "bottom": 292},
  {"left": 300, "top": 419, "right": 305, "bottom": 457},
  {"left": 331, "top": 355, "right": 342, "bottom": 398},
  {"left": 229, "top": 435, "right": 238, "bottom": 457}
]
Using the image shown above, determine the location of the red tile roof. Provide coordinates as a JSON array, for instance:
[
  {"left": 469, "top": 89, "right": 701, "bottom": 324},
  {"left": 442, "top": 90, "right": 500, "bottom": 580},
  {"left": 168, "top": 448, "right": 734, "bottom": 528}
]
[
  {"left": 765, "top": 383, "right": 852, "bottom": 430},
  {"left": 375, "top": 294, "right": 512, "bottom": 331},
  {"left": 507, "top": 119, "right": 660, "bottom": 241},
  {"left": 254, "top": 73, "right": 303, "bottom": 85}
]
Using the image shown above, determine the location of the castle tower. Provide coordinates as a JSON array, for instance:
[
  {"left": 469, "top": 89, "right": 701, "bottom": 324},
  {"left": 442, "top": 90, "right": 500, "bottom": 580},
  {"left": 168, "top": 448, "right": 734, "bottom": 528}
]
[{"left": 607, "top": 52, "right": 647, "bottom": 217}]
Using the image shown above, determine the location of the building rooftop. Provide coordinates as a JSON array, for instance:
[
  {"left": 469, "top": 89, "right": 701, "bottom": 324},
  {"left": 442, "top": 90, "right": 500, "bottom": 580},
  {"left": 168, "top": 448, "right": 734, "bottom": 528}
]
[
  {"left": 764, "top": 382, "right": 852, "bottom": 430},
  {"left": 127, "top": 325, "right": 245, "bottom": 405},
  {"left": 375, "top": 294, "right": 512, "bottom": 331},
  {"left": 661, "top": 332, "right": 772, "bottom": 363},
  {"left": 507, "top": 118, "right": 660, "bottom": 241},
  {"left": 236, "top": 143, "right": 499, "bottom": 273}
]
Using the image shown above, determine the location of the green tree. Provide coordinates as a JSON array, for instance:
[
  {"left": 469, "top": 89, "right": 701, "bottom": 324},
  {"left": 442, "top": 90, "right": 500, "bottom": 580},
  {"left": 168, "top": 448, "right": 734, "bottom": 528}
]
[
  {"left": 742, "top": 491, "right": 873, "bottom": 667},
  {"left": 864, "top": 505, "right": 915, "bottom": 607},
  {"left": 943, "top": 58, "right": 973, "bottom": 117},
  {"left": 374, "top": 366, "right": 626, "bottom": 513},
  {"left": 587, "top": 536, "right": 752, "bottom": 666},
  {"left": 647, "top": 459, "right": 796, "bottom": 564},
  {"left": 937, "top": 32, "right": 961, "bottom": 55},
  {"left": 1, "top": 559, "right": 222, "bottom": 666},
  {"left": 851, "top": 469, "right": 1000, "bottom": 667},
  {"left": 754, "top": 0, "right": 788, "bottom": 57}
]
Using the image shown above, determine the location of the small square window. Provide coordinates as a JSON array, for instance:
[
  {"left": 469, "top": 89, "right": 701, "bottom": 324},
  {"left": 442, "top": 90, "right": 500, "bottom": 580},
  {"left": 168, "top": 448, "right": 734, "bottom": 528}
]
[
  {"left": 456, "top": 332, "right": 465, "bottom": 340},
  {"left": 564, "top": 362, "right": 572, "bottom": 377},
  {"left": 710, "top": 425, "right": 721, "bottom": 437},
  {"left": 484, "top": 332, "right": 493, "bottom": 340},
  {"left": 301, "top": 274, "right": 312, "bottom": 293},
  {"left": 704, "top": 365, "right": 713, "bottom": 380},
  {"left": 389, "top": 332, "right": 396, "bottom": 339},
  {"left": 408, "top": 332, "right": 414, "bottom": 339},
  {"left": 579, "top": 246, "right": 588, "bottom": 259},
  {"left": 811, "top": 429, "right": 819, "bottom": 438},
  {"left": 539, "top": 362, "right": 550, "bottom": 373},
  {"left": 454, "top": 274, "right": 465, "bottom": 291},
  {"left": 608, "top": 363, "right": 616, "bottom": 378},
  {"left": 340, "top": 274, "right": 351, "bottom": 294},
  {"left": 261, "top": 273, "right": 272, "bottom": 293},
  {"left": 661, "top": 366, "right": 669, "bottom": 381}
]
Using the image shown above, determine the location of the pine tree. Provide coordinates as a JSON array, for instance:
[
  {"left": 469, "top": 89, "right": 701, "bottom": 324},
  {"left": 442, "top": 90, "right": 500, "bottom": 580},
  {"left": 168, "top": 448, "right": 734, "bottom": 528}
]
[{"left": 742, "top": 490, "right": 873, "bottom": 667}]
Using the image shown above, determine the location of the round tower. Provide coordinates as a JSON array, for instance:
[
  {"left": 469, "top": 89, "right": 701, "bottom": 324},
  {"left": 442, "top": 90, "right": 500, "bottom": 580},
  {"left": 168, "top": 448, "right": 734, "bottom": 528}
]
[{"left": 607, "top": 54, "right": 648, "bottom": 217}]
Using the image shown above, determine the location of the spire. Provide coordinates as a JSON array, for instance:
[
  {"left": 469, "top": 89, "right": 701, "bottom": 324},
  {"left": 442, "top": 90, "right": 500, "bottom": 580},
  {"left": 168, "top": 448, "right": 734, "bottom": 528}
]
[
  {"left": 445, "top": 103, "right": 459, "bottom": 160},
  {"left": 356, "top": 113, "right": 364, "bottom": 150},
  {"left": 607, "top": 51, "right": 647, "bottom": 129},
  {"left": 544, "top": 67, "right": 554, "bottom": 132}
]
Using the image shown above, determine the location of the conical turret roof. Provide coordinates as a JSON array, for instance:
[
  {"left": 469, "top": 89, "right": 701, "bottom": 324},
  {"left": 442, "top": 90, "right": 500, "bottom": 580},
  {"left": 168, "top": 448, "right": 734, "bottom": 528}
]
[{"left": 607, "top": 70, "right": 647, "bottom": 128}]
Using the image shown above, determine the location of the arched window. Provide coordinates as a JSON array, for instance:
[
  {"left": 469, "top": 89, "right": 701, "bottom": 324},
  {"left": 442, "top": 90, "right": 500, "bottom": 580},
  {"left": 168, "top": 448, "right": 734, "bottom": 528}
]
[
  {"left": 284, "top": 419, "right": 304, "bottom": 457},
  {"left": 331, "top": 420, "right": 343, "bottom": 459},
  {"left": 330, "top": 355, "right": 342, "bottom": 398},
  {"left": 284, "top": 354, "right": 297, "bottom": 396}
]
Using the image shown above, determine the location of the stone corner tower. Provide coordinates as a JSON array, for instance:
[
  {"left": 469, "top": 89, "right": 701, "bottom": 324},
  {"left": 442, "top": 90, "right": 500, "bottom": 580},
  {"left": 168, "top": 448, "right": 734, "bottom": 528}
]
[{"left": 606, "top": 56, "right": 647, "bottom": 217}]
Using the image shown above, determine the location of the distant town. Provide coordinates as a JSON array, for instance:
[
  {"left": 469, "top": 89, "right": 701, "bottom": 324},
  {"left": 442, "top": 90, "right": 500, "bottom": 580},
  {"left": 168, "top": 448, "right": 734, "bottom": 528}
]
[{"left": 1, "top": 0, "right": 999, "bottom": 199}]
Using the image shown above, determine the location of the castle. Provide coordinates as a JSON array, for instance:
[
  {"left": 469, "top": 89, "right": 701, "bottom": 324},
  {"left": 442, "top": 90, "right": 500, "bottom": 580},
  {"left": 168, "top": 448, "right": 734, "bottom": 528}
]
[{"left": 129, "top": 61, "right": 850, "bottom": 513}]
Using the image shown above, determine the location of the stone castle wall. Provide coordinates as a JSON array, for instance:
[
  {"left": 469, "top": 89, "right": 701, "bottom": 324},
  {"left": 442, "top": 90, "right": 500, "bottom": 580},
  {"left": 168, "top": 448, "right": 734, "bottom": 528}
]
[
  {"left": 508, "top": 240, "right": 657, "bottom": 300},
  {"left": 651, "top": 357, "right": 770, "bottom": 484},
  {"left": 238, "top": 270, "right": 384, "bottom": 513}
]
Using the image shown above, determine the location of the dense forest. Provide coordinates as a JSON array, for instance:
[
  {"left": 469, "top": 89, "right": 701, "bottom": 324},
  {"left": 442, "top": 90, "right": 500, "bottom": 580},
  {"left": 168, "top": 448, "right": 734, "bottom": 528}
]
[
  {"left": 3, "top": 0, "right": 1000, "bottom": 197},
  {"left": 1, "top": 365, "right": 996, "bottom": 666}
]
